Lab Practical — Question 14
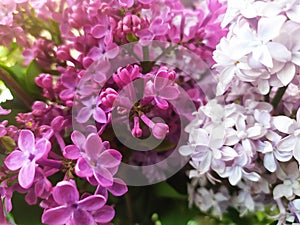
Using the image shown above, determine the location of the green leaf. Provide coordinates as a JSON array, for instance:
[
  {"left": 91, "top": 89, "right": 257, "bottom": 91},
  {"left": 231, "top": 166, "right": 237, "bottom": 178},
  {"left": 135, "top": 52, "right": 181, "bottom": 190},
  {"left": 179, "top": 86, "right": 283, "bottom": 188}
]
[
  {"left": 24, "top": 60, "right": 42, "bottom": 95},
  {"left": 2, "top": 198, "right": 16, "bottom": 225},
  {"left": 154, "top": 139, "right": 176, "bottom": 152},
  {"left": 0, "top": 63, "right": 26, "bottom": 85},
  {"left": 0, "top": 136, "right": 16, "bottom": 154},
  {"left": 126, "top": 33, "right": 139, "bottom": 42},
  {"left": 153, "top": 182, "right": 186, "bottom": 199},
  {"left": 11, "top": 192, "right": 44, "bottom": 225}
]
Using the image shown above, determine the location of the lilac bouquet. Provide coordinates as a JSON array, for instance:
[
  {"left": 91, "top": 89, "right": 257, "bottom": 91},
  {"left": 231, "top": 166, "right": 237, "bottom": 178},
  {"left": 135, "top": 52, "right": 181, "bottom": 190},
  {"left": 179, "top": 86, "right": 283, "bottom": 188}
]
[{"left": 0, "top": 0, "right": 300, "bottom": 225}]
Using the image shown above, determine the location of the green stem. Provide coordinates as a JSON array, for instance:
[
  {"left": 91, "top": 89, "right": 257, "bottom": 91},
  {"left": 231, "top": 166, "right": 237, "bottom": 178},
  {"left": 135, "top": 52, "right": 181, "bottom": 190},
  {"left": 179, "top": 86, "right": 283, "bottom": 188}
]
[
  {"left": 271, "top": 86, "right": 288, "bottom": 109},
  {"left": 142, "top": 46, "right": 149, "bottom": 61},
  {"left": 0, "top": 67, "right": 33, "bottom": 109}
]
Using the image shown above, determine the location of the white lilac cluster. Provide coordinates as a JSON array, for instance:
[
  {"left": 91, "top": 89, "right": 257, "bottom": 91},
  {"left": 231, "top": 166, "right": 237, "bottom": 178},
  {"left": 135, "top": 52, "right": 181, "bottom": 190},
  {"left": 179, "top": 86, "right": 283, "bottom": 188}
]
[
  {"left": 213, "top": 0, "right": 300, "bottom": 96},
  {"left": 181, "top": 98, "right": 300, "bottom": 222},
  {"left": 181, "top": 0, "right": 300, "bottom": 223}
]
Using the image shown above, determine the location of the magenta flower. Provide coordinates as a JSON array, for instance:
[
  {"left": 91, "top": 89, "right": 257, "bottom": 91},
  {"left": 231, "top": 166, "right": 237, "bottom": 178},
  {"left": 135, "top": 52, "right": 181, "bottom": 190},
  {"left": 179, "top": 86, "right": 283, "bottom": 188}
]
[
  {"left": 76, "top": 96, "right": 107, "bottom": 124},
  {"left": 145, "top": 67, "right": 179, "bottom": 109},
  {"left": 75, "top": 133, "right": 122, "bottom": 187},
  {"left": 0, "top": 106, "right": 11, "bottom": 115},
  {"left": 42, "top": 180, "right": 107, "bottom": 225},
  {"left": 118, "top": 0, "right": 134, "bottom": 8},
  {"left": 4, "top": 130, "right": 51, "bottom": 188}
]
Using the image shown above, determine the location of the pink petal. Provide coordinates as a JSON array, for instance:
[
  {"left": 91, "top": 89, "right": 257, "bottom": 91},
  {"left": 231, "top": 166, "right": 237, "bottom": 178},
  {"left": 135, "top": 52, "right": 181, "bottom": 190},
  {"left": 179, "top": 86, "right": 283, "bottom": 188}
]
[
  {"left": 94, "top": 205, "right": 115, "bottom": 223},
  {"left": 34, "top": 138, "right": 51, "bottom": 160},
  {"left": 154, "top": 76, "right": 168, "bottom": 91},
  {"left": 4, "top": 150, "right": 26, "bottom": 170},
  {"left": 152, "top": 123, "right": 169, "bottom": 139},
  {"left": 75, "top": 158, "right": 93, "bottom": 178},
  {"left": 0, "top": 106, "right": 11, "bottom": 115},
  {"left": 138, "top": 0, "right": 153, "bottom": 3},
  {"left": 72, "top": 209, "right": 95, "bottom": 225},
  {"left": 19, "top": 161, "right": 36, "bottom": 189},
  {"left": 93, "top": 107, "right": 107, "bottom": 124},
  {"left": 159, "top": 86, "right": 180, "bottom": 100},
  {"left": 154, "top": 97, "right": 168, "bottom": 110},
  {"left": 78, "top": 195, "right": 106, "bottom": 211},
  {"left": 91, "top": 25, "right": 107, "bottom": 39},
  {"left": 118, "top": 0, "right": 134, "bottom": 8},
  {"left": 59, "top": 89, "right": 74, "bottom": 100},
  {"left": 108, "top": 178, "right": 128, "bottom": 196},
  {"left": 94, "top": 168, "right": 113, "bottom": 187},
  {"left": 84, "top": 134, "right": 103, "bottom": 160},
  {"left": 76, "top": 106, "right": 93, "bottom": 123},
  {"left": 98, "top": 150, "right": 122, "bottom": 168},
  {"left": 71, "top": 131, "right": 86, "bottom": 148},
  {"left": 42, "top": 205, "right": 73, "bottom": 225},
  {"left": 63, "top": 145, "right": 81, "bottom": 160},
  {"left": 18, "top": 129, "right": 35, "bottom": 153},
  {"left": 53, "top": 181, "right": 79, "bottom": 205}
]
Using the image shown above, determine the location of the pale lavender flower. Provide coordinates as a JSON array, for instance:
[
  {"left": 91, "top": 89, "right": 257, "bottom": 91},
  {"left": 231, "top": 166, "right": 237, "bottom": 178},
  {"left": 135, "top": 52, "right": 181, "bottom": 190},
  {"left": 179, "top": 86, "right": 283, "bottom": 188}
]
[
  {"left": 218, "top": 144, "right": 260, "bottom": 185},
  {"left": 273, "top": 108, "right": 300, "bottom": 167},
  {"left": 273, "top": 162, "right": 300, "bottom": 200},
  {"left": 289, "top": 199, "right": 300, "bottom": 223},
  {"left": 257, "top": 131, "right": 294, "bottom": 172},
  {"left": 194, "top": 187, "right": 230, "bottom": 218}
]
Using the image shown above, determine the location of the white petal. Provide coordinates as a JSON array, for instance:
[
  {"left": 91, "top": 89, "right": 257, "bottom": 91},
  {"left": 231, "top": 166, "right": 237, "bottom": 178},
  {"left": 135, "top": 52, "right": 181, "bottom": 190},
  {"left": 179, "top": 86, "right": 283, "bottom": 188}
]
[
  {"left": 273, "top": 116, "right": 295, "bottom": 134},
  {"left": 243, "top": 171, "right": 260, "bottom": 182},
  {"left": 216, "top": 66, "right": 236, "bottom": 96},
  {"left": 273, "top": 184, "right": 292, "bottom": 199},
  {"left": 264, "top": 153, "right": 277, "bottom": 172},
  {"left": 247, "top": 124, "right": 264, "bottom": 139},
  {"left": 228, "top": 166, "right": 242, "bottom": 185},
  {"left": 179, "top": 145, "right": 194, "bottom": 156},
  {"left": 199, "top": 151, "right": 212, "bottom": 174},
  {"left": 257, "top": 79, "right": 270, "bottom": 95},
  {"left": 297, "top": 108, "right": 300, "bottom": 124},
  {"left": 292, "top": 52, "right": 300, "bottom": 66},
  {"left": 277, "top": 135, "right": 296, "bottom": 152},
  {"left": 293, "top": 138, "right": 300, "bottom": 165},
  {"left": 254, "top": 1, "right": 282, "bottom": 17},
  {"left": 252, "top": 45, "right": 273, "bottom": 68},
  {"left": 221, "top": 146, "right": 238, "bottom": 161},
  {"left": 189, "top": 128, "right": 209, "bottom": 146},
  {"left": 287, "top": 5, "right": 300, "bottom": 23},
  {"left": 258, "top": 16, "right": 286, "bottom": 42},
  {"left": 277, "top": 63, "right": 296, "bottom": 86},
  {"left": 267, "top": 42, "right": 291, "bottom": 62}
]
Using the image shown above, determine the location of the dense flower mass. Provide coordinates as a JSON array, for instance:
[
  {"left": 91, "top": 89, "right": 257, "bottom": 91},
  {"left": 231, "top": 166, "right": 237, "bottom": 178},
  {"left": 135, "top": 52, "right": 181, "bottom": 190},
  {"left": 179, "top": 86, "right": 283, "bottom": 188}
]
[{"left": 0, "top": 0, "right": 299, "bottom": 224}]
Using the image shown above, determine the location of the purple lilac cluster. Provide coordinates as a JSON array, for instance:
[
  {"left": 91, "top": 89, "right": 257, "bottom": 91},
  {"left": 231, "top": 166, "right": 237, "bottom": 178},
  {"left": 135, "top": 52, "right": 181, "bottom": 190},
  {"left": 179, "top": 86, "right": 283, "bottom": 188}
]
[
  {"left": 0, "top": 0, "right": 226, "bottom": 224},
  {"left": 181, "top": 0, "right": 300, "bottom": 224}
]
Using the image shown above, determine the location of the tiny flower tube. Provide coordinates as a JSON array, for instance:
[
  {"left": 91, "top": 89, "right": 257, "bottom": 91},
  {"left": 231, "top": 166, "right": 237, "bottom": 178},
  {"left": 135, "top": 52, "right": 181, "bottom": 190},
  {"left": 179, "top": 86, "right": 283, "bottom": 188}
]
[
  {"left": 131, "top": 116, "right": 143, "bottom": 137},
  {"left": 140, "top": 114, "right": 169, "bottom": 139}
]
